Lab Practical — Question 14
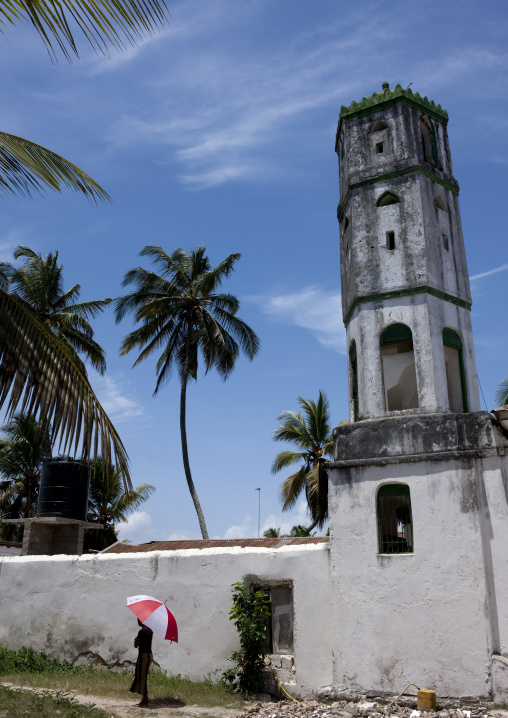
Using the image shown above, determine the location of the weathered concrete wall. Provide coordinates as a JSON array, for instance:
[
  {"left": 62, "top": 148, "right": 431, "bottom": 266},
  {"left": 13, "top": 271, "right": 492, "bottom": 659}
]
[
  {"left": 0, "top": 543, "right": 332, "bottom": 697},
  {"left": 329, "top": 413, "right": 508, "bottom": 699}
]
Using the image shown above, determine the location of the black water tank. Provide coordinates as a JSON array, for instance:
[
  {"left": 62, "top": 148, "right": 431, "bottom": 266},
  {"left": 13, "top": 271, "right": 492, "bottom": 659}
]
[{"left": 37, "top": 459, "right": 90, "bottom": 520}]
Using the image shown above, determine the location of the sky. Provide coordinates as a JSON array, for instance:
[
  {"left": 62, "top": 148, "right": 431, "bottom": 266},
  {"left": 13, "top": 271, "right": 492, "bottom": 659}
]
[{"left": 1, "top": 0, "right": 507, "bottom": 543}]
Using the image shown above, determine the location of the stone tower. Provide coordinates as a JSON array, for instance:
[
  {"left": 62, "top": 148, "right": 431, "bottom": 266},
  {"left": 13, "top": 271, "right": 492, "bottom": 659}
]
[{"left": 328, "top": 84, "right": 508, "bottom": 701}]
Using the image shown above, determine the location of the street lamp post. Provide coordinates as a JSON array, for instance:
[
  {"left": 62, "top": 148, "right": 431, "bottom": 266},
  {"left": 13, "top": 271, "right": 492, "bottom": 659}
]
[{"left": 255, "top": 488, "right": 261, "bottom": 538}]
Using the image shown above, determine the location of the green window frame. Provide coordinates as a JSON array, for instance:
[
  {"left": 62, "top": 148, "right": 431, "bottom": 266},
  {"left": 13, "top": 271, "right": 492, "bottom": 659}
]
[
  {"left": 377, "top": 484, "right": 414, "bottom": 555},
  {"left": 349, "top": 340, "right": 359, "bottom": 422},
  {"left": 443, "top": 328, "right": 468, "bottom": 412}
]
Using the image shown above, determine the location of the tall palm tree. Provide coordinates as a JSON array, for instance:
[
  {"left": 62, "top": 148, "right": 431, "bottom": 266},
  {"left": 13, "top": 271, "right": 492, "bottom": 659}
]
[
  {"left": 6, "top": 245, "right": 111, "bottom": 458},
  {"left": 85, "top": 458, "right": 154, "bottom": 550},
  {"left": 272, "top": 392, "right": 334, "bottom": 533},
  {"left": 115, "top": 245, "right": 260, "bottom": 539},
  {"left": 0, "top": 413, "right": 46, "bottom": 541}
]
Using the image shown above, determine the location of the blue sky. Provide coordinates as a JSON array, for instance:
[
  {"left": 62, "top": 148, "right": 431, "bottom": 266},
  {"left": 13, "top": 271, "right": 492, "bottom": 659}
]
[{"left": 1, "top": 0, "right": 507, "bottom": 542}]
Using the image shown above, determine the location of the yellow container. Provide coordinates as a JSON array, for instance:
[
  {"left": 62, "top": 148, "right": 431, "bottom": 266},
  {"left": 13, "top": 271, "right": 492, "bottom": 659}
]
[{"left": 417, "top": 690, "right": 437, "bottom": 711}]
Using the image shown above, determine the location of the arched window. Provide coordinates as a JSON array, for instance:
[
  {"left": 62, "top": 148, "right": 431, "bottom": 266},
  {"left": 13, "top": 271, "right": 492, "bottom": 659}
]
[
  {"left": 377, "top": 191, "right": 400, "bottom": 207},
  {"left": 349, "top": 340, "right": 359, "bottom": 422},
  {"left": 380, "top": 324, "right": 419, "bottom": 411},
  {"left": 443, "top": 328, "right": 468, "bottom": 412},
  {"left": 344, "top": 216, "right": 349, "bottom": 231},
  {"left": 434, "top": 194, "right": 447, "bottom": 212},
  {"left": 421, "top": 115, "right": 440, "bottom": 168},
  {"left": 377, "top": 484, "right": 413, "bottom": 554},
  {"left": 370, "top": 119, "right": 389, "bottom": 133}
]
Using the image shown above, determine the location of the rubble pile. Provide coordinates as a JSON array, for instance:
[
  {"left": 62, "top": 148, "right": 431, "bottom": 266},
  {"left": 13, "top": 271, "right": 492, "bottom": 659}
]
[{"left": 239, "top": 698, "right": 496, "bottom": 718}]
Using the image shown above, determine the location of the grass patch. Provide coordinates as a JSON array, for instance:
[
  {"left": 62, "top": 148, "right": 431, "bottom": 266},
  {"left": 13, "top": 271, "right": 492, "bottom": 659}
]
[
  {"left": 0, "top": 684, "right": 112, "bottom": 718},
  {"left": 0, "top": 646, "right": 243, "bottom": 708}
]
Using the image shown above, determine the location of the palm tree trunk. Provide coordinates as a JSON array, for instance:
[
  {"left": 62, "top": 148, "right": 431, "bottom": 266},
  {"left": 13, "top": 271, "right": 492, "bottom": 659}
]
[
  {"left": 305, "top": 518, "right": 318, "bottom": 533},
  {"left": 180, "top": 326, "right": 209, "bottom": 540}
]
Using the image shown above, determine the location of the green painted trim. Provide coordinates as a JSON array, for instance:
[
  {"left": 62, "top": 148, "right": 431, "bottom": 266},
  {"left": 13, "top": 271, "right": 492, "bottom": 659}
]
[
  {"left": 344, "top": 286, "right": 472, "bottom": 327},
  {"left": 337, "top": 165, "right": 459, "bottom": 220},
  {"left": 380, "top": 323, "right": 412, "bottom": 345},
  {"left": 376, "top": 190, "right": 400, "bottom": 207},
  {"left": 339, "top": 83, "right": 448, "bottom": 123},
  {"left": 443, "top": 327, "right": 462, "bottom": 350}
]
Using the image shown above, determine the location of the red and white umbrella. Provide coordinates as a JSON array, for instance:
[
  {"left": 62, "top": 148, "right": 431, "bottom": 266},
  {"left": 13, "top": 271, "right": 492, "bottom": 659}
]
[{"left": 127, "top": 595, "right": 178, "bottom": 643}]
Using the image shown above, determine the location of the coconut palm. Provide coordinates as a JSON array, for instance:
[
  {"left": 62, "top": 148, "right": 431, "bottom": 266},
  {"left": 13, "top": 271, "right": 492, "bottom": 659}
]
[
  {"left": 0, "top": 252, "right": 130, "bottom": 482},
  {"left": 495, "top": 377, "right": 508, "bottom": 408},
  {"left": 9, "top": 245, "right": 110, "bottom": 377},
  {"left": 0, "top": 413, "right": 46, "bottom": 540},
  {"left": 115, "top": 245, "right": 260, "bottom": 539},
  {"left": 85, "top": 458, "right": 154, "bottom": 550},
  {"left": 6, "top": 245, "right": 111, "bottom": 456},
  {"left": 272, "top": 392, "right": 334, "bottom": 533},
  {"left": 263, "top": 527, "right": 281, "bottom": 538}
]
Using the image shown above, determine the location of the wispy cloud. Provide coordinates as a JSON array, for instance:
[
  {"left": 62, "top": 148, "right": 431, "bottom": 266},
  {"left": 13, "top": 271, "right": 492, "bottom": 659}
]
[
  {"left": 93, "top": 373, "right": 147, "bottom": 422},
  {"left": 220, "top": 501, "right": 321, "bottom": 539},
  {"left": 252, "top": 286, "right": 345, "bottom": 354},
  {"left": 470, "top": 263, "right": 508, "bottom": 281}
]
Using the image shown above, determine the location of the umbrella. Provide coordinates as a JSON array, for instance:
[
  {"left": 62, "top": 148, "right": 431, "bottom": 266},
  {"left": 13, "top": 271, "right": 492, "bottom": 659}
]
[{"left": 127, "top": 595, "right": 178, "bottom": 643}]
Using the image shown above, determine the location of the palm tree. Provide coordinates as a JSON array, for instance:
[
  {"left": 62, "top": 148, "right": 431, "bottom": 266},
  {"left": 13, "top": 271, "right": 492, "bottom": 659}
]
[
  {"left": 0, "top": 0, "right": 168, "bottom": 473},
  {"left": 6, "top": 245, "right": 111, "bottom": 458},
  {"left": 0, "top": 413, "right": 46, "bottom": 541},
  {"left": 0, "top": 0, "right": 167, "bottom": 200},
  {"left": 85, "top": 458, "right": 154, "bottom": 550},
  {"left": 271, "top": 392, "right": 334, "bottom": 533},
  {"left": 263, "top": 527, "right": 281, "bottom": 538},
  {"left": 495, "top": 377, "right": 508, "bottom": 408},
  {"left": 115, "top": 245, "right": 260, "bottom": 539}
]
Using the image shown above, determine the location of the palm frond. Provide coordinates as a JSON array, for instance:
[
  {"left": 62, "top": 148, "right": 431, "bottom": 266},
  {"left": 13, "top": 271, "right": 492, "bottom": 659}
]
[
  {"left": 0, "top": 291, "right": 131, "bottom": 487},
  {"left": 0, "top": 0, "right": 168, "bottom": 63},
  {"left": 0, "top": 132, "right": 111, "bottom": 202},
  {"left": 279, "top": 467, "right": 308, "bottom": 511},
  {"left": 495, "top": 377, "right": 508, "bottom": 408},
  {"left": 271, "top": 450, "right": 306, "bottom": 475}
]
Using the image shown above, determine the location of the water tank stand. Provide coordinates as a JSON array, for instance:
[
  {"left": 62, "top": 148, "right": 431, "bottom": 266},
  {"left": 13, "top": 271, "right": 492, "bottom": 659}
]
[{"left": 3, "top": 517, "right": 103, "bottom": 556}]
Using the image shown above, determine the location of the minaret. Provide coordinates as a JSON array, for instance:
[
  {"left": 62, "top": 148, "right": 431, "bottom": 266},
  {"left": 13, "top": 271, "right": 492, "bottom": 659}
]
[
  {"left": 327, "top": 84, "right": 508, "bottom": 702},
  {"left": 335, "top": 82, "right": 480, "bottom": 420}
]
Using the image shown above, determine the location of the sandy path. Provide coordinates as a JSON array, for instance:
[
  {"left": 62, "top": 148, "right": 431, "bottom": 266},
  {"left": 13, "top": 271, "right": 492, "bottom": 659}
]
[{"left": 0, "top": 681, "right": 249, "bottom": 718}]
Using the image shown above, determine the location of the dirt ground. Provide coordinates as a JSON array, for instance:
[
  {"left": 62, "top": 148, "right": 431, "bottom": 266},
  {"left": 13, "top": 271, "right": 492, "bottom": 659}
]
[{"left": 0, "top": 681, "right": 249, "bottom": 718}]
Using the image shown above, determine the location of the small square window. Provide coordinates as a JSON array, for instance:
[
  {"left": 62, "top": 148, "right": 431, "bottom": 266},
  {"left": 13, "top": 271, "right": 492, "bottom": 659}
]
[
  {"left": 376, "top": 142, "right": 384, "bottom": 154},
  {"left": 386, "top": 231, "right": 395, "bottom": 250},
  {"left": 442, "top": 233, "right": 449, "bottom": 251}
]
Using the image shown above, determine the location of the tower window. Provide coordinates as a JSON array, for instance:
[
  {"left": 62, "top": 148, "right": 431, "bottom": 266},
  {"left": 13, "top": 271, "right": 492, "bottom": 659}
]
[
  {"left": 434, "top": 195, "right": 448, "bottom": 212},
  {"left": 421, "top": 115, "right": 440, "bottom": 168},
  {"left": 344, "top": 216, "right": 349, "bottom": 231},
  {"left": 443, "top": 328, "right": 468, "bottom": 413},
  {"left": 370, "top": 119, "right": 389, "bottom": 133},
  {"left": 442, "top": 233, "right": 449, "bottom": 251},
  {"left": 377, "top": 484, "right": 413, "bottom": 555},
  {"left": 380, "top": 323, "right": 419, "bottom": 411},
  {"left": 377, "top": 191, "right": 400, "bottom": 207},
  {"left": 376, "top": 142, "right": 384, "bottom": 154},
  {"left": 386, "top": 231, "right": 395, "bottom": 250},
  {"left": 350, "top": 340, "right": 359, "bottom": 422}
]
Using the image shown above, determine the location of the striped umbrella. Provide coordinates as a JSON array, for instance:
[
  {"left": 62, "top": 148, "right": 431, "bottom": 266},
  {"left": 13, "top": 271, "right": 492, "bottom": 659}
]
[{"left": 127, "top": 595, "right": 178, "bottom": 643}]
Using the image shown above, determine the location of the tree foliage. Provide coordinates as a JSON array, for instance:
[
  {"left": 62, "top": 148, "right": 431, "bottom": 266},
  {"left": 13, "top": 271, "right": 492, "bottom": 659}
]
[
  {"left": 222, "top": 582, "right": 271, "bottom": 696},
  {"left": 115, "top": 245, "right": 260, "bottom": 539},
  {"left": 272, "top": 392, "right": 334, "bottom": 532}
]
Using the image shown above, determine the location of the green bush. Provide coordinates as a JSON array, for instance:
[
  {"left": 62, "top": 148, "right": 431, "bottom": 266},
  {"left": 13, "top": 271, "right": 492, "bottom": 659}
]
[
  {"left": 222, "top": 581, "right": 271, "bottom": 696},
  {"left": 0, "top": 646, "right": 79, "bottom": 674}
]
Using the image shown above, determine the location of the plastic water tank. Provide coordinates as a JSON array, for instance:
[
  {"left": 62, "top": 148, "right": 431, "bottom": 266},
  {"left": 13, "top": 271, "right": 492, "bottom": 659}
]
[{"left": 37, "top": 459, "right": 90, "bottom": 520}]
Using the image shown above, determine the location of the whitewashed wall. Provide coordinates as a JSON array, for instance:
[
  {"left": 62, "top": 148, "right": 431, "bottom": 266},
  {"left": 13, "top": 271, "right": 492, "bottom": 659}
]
[{"left": 0, "top": 543, "right": 332, "bottom": 698}]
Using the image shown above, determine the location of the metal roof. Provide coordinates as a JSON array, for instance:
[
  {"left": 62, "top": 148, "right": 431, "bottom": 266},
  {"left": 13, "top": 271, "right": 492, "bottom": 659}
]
[{"left": 102, "top": 537, "right": 329, "bottom": 554}]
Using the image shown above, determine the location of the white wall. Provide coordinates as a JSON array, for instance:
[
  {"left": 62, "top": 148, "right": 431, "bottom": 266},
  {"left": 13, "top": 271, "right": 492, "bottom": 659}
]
[
  {"left": 328, "top": 457, "right": 500, "bottom": 698},
  {"left": 0, "top": 543, "right": 332, "bottom": 698}
]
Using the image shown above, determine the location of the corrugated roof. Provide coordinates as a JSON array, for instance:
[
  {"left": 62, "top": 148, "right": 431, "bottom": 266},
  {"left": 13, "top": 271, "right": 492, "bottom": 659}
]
[{"left": 102, "top": 537, "right": 329, "bottom": 554}]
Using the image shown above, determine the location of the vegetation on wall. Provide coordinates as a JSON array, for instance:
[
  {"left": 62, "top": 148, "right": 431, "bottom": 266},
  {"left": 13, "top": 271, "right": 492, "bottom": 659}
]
[{"left": 222, "top": 582, "right": 271, "bottom": 696}]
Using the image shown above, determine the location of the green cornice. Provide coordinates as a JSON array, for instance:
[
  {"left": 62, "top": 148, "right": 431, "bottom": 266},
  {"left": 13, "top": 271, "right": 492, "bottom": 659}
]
[
  {"left": 339, "top": 82, "right": 449, "bottom": 125},
  {"left": 344, "top": 286, "right": 472, "bottom": 327},
  {"left": 337, "top": 165, "right": 459, "bottom": 221}
]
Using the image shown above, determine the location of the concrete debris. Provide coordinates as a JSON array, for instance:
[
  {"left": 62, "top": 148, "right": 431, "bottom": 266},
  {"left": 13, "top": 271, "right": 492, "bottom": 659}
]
[{"left": 240, "top": 698, "right": 492, "bottom": 718}]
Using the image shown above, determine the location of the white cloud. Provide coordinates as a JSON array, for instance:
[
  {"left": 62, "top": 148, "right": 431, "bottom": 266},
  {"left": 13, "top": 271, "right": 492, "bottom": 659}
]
[
  {"left": 253, "top": 286, "right": 346, "bottom": 354},
  {"left": 117, "top": 510, "right": 153, "bottom": 544},
  {"left": 470, "top": 263, "right": 508, "bottom": 281},
  {"left": 93, "top": 373, "right": 146, "bottom": 422},
  {"left": 223, "top": 515, "right": 253, "bottom": 540}
]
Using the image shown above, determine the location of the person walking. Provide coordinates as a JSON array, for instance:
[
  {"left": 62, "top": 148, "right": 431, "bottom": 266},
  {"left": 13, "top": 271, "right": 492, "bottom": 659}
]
[{"left": 130, "top": 619, "right": 153, "bottom": 706}]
